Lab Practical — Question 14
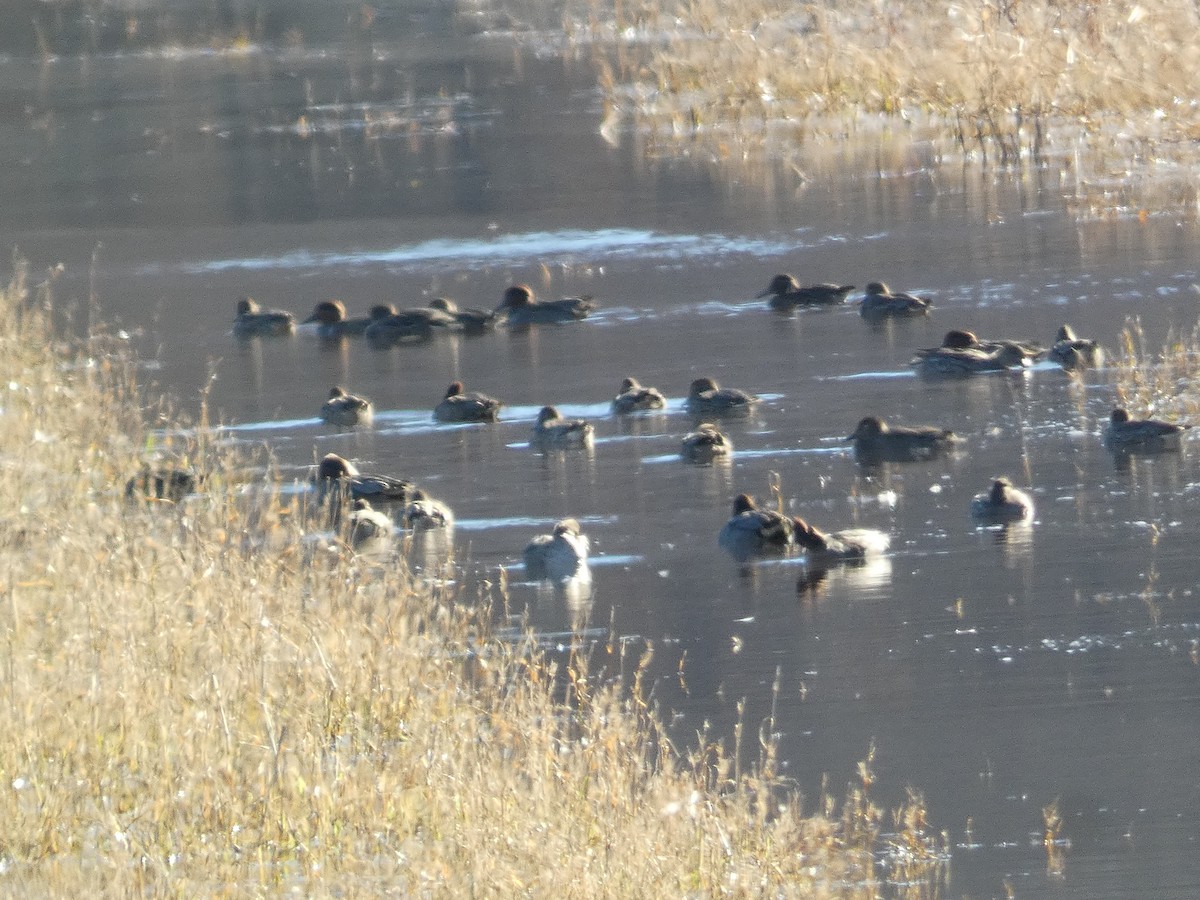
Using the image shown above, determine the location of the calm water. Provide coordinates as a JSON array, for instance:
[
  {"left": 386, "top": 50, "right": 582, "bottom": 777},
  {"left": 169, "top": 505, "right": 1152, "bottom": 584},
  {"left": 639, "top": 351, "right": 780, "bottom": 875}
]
[{"left": 4, "top": 7, "right": 1200, "bottom": 896}]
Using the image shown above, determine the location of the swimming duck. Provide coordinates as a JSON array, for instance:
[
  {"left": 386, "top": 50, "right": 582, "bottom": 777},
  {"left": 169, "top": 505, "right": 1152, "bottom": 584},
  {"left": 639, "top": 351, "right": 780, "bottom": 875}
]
[
  {"left": 844, "top": 416, "right": 960, "bottom": 463},
  {"left": 718, "top": 493, "right": 795, "bottom": 558},
  {"left": 524, "top": 518, "right": 590, "bottom": 581},
  {"left": 125, "top": 465, "right": 199, "bottom": 503},
  {"left": 401, "top": 489, "right": 455, "bottom": 531},
  {"left": 757, "top": 274, "right": 855, "bottom": 310},
  {"left": 302, "top": 300, "right": 393, "bottom": 338},
  {"left": 363, "top": 304, "right": 457, "bottom": 346},
  {"left": 912, "top": 331, "right": 1040, "bottom": 375},
  {"left": 792, "top": 517, "right": 891, "bottom": 560},
  {"left": 320, "top": 386, "right": 374, "bottom": 428},
  {"left": 233, "top": 297, "right": 294, "bottom": 338},
  {"left": 680, "top": 422, "right": 732, "bottom": 464},
  {"left": 531, "top": 406, "right": 595, "bottom": 450},
  {"left": 1103, "top": 407, "right": 1190, "bottom": 452},
  {"left": 347, "top": 499, "right": 395, "bottom": 553},
  {"left": 1049, "top": 325, "right": 1103, "bottom": 371},
  {"left": 428, "top": 297, "right": 495, "bottom": 334},
  {"left": 971, "top": 477, "right": 1034, "bottom": 522},
  {"left": 612, "top": 376, "right": 666, "bottom": 414},
  {"left": 433, "top": 381, "right": 502, "bottom": 423},
  {"left": 686, "top": 377, "right": 759, "bottom": 417},
  {"left": 495, "top": 284, "right": 594, "bottom": 326},
  {"left": 860, "top": 282, "right": 932, "bottom": 317},
  {"left": 313, "top": 453, "right": 416, "bottom": 504}
]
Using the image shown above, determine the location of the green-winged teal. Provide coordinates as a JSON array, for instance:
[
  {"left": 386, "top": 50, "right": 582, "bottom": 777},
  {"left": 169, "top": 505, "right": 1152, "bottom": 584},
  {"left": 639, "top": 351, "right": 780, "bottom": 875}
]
[
  {"left": 401, "top": 489, "right": 455, "bottom": 531},
  {"left": 429, "top": 297, "right": 495, "bottom": 334},
  {"left": 681, "top": 422, "right": 732, "bottom": 464},
  {"left": 718, "top": 493, "right": 795, "bottom": 559},
  {"left": 912, "top": 330, "right": 1042, "bottom": 375},
  {"left": 612, "top": 376, "right": 666, "bottom": 414},
  {"left": 125, "top": 465, "right": 199, "bottom": 503},
  {"left": 1049, "top": 325, "right": 1103, "bottom": 370},
  {"left": 233, "top": 297, "right": 294, "bottom": 337},
  {"left": 792, "top": 517, "right": 890, "bottom": 560},
  {"left": 434, "top": 381, "right": 502, "bottom": 423},
  {"left": 347, "top": 499, "right": 395, "bottom": 553},
  {"left": 686, "top": 376, "right": 759, "bottom": 417},
  {"left": 524, "top": 518, "right": 590, "bottom": 581},
  {"left": 1104, "top": 407, "right": 1190, "bottom": 452},
  {"left": 757, "top": 274, "right": 854, "bottom": 310},
  {"left": 313, "top": 453, "right": 416, "bottom": 504},
  {"left": 320, "top": 386, "right": 374, "bottom": 428},
  {"left": 971, "top": 477, "right": 1034, "bottom": 522},
  {"left": 845, "top": 416, "right": 960, "bottom": 463},
  {"left": 531, "top": 406, "right": 595, "bottom": 450},
  {"left": 303, "top": 300, "right": 395, "bottom": 338},
  {"left": 495, "top": 284, "right": 594, "bottom": 326},
  {"left": 860, "top": 281, "right": 932, "bottom": 317}
]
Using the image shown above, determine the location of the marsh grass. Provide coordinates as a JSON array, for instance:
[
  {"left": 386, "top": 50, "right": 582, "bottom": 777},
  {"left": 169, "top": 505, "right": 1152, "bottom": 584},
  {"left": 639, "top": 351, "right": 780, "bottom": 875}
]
[
  {"left": 0, "top": 253, "right": 946, "bottom": 893},
  {"left": 1111, "top": 316, "right": 1200, "bottom": 422},
  {"left": 581, "top": 0, "right": 1200, "bottom": 218}
]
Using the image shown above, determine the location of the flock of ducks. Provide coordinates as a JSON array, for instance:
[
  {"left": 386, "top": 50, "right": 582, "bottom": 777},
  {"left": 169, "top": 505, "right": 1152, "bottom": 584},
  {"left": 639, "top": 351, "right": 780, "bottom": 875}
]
[{"left": 177, "top": 275, "right": 1194, "bottom": 578}]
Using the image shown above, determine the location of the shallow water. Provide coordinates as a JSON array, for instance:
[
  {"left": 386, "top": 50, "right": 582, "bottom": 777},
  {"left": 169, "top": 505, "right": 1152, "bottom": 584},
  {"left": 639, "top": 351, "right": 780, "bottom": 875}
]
[{"left": 5, "top": 7, "right": 1200, "bottom": 896}]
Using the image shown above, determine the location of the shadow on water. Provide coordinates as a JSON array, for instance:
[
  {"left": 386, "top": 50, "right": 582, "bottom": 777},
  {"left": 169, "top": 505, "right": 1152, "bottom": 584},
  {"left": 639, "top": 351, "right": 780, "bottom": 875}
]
[{"left": 5, "top": 3, "right": 1200, "bottom": 896}]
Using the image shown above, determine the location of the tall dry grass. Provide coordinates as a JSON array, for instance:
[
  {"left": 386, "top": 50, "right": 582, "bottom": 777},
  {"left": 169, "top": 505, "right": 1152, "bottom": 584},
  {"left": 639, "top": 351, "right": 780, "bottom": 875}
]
[
  {"left": 0, "top": 253, "right": 945, "bottom": 893},
  {"left": 586, "top": 0, "right": 1200, "bottom": 217}
]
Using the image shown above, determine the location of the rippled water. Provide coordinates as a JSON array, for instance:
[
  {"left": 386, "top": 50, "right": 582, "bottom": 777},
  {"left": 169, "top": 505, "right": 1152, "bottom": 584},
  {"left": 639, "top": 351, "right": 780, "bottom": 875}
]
[{"left": 5, "top": 6, "right": 1200, "bottom": 896}]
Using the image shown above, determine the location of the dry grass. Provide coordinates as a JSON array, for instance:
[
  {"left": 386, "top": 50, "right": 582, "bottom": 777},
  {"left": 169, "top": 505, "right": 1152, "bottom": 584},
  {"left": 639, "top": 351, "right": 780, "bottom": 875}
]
[
  {"left": 0, "top": 251, "right": 946, "bottom": 894},
  {"left": 583, "top": 0, "right": 1200, "bottom": 218},
  {"left": 1110, "top": 315, "right": 1200, "bottom": 422}
]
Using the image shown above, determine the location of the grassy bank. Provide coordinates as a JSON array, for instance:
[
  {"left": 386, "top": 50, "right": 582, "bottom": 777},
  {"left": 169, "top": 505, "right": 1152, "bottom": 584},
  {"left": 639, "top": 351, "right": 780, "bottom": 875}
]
[
  {"left": 586, "top": 0, "right": 1200, "bottom": 218},
  {"left": 0, "top": 253, "right": 944, "bottom": 893}
]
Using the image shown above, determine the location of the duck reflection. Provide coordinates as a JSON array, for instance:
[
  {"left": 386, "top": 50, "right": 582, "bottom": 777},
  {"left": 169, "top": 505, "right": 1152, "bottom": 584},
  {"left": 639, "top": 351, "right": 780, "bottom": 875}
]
[{"left": 796, "top": 554, "right": 894, "bottom": 600}]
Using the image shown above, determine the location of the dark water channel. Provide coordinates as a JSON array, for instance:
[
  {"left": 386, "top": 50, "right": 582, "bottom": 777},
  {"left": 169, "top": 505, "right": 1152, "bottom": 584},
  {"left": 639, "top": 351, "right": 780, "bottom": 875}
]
[{"left": 4, "top": 6, "right": 1200, "bottom": 896}]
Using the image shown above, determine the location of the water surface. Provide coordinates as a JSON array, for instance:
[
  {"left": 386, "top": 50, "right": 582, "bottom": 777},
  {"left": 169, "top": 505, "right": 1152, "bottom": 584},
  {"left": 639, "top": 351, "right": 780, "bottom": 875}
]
[{"left": 4, "top": 8, "right": 1200, "bottom": 896}]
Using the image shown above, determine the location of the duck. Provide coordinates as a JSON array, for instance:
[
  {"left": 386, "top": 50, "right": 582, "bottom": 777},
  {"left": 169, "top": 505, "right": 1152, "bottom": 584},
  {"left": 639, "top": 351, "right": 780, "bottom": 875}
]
[
  {"left": 319, "top": 386, "right": 374, "bottom": 428},
  {"left": 1103, "top": 407, "right": 1190, "bottom": 452},
  {"left": 1049, "top": 325, "right": 1103, "bottom": 370},
  {"left": 792, "top": 517, "right": 891, "bottom": 560},
  {"left": 756, "top": 274, "right": 855, "bottom": 310},
  {"left": 971, "top": 477, "right": 1034, "bottom": 522},
  {"left": 718, "top": 493, "right": 795, "bottom": 559},
  {"left": 313, "top": 453, "right": 416, "bottom": 504},
  {"left": 686, "top": 377, "right": 759, "bottom": 417},
  {"left": 302, "top": 300, "right": 393, "bottom": 338},
  {"left": 347, "top": 499, "right": 395, "bottom": 553},
  {"left": 433, "top": 381, "right": 502, "bottom": 423},
  {"left": 680, "top": 422, "right": 732, "bottom": 464},
  {"left": 428, "top": 297, "right": 495, "bottom": 334},
  {"left": 495, "top": 284, "right": 594, "bottom": 326},
  {"left": 363, "top": 304, "right": 458, "bottom": 346},
  {"left": 844, "top": 416, "right": 960, "bottom": 463},
  {"left": 612, "top": 376, "right": 666, "bottom": 414},
  {"left": 233, "top": 297, "right": 294, "bottom": 338},
  {"left": 860, "top": 281, "right": 932, "bottom": 317},
  {"left": 530, "top": 406, "right": 595, "bottom": 450},
  {"left": 401, "top": 489, "right": 455, "bottom": 531},
  {"left": 911, "top": 331, "right": 1040, "bottom": 375},
  {"left": 523, "top": 518, "right": 590, "bottom": 581},
  {"left": 125, "top": 465, "right": 199, "bottom": 503}
]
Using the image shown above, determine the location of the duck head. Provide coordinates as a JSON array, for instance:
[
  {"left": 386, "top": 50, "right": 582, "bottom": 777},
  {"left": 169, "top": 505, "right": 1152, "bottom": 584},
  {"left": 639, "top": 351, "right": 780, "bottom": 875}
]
[
  {"left": 864, "top": 281, "right": 891, "bottom": 296},
  {"left": 317, "top": 453, "right": 360, "bottom": 479},
  {"left": 1111, "top": 408, "right": 1131, "bottom": 425},
  {"left": 791, "top": 517, "right": 829, "bottom": 551},
  {"left": 369, "top": 304, "right": 397, "bottom": 320},
  {"left": 847, "top": 416, "right": 887, "bottom": 440},
  {"left": 428, "top": 297, "right": 459, "bottom": 313},
  {"left": 303, "top": 299, "right": 347, "bottom": 325},
  {"left": 756, "top": 274, "right": 799, "bottom": 298},
  {"left": 941, "top": 329, "right": 980, "bottom": 350},
  {"left": 236, "top": 297, "right": 261, "bottom": 315},
  {"left": 618, "top": 376, "right": 642, "bottom": 393},
  {"left": 536, "top": 405, "right": 562, "bottom": 425},
  {"left": 498, "top": 284, "right": 535, "bottom": 311},
  {"left": 553, "top": 518, "right": 581, "bottom": 537},
  {"left": 731, "top": 493, "right": 758, "bottom": 515},
  {"left": 689, "top": 376, "right": 720, "bottom": 396},
  {"left": 444, "top": 380, "right": 465, "bottom": 399},
  {"left": 1056, "top": 324, "right": 1078, "bottom": 342}
]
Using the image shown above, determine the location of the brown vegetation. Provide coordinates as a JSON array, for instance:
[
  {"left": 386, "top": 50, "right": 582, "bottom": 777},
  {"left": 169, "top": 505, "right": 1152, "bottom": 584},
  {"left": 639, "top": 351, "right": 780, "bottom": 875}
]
[
  {"left": 0, "top": 252, "right": 945, "bottom": 892},
  {"left": 584, "top": 0, "right": 1200, "bottom": 218}
]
